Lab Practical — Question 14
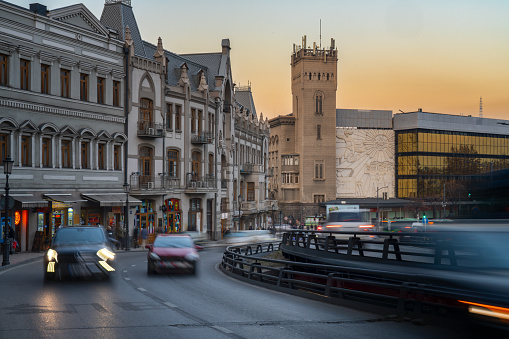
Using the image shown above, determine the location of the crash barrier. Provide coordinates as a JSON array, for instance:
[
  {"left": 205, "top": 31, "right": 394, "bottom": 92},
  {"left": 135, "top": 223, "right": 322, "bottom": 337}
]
[{"left": 220, "top": 231, "right": 509, "bottom": 327}]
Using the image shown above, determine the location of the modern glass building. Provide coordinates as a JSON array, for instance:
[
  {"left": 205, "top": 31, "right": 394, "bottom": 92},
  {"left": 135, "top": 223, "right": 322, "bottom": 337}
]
[{"left": 394, "top": 110, "right": 509, "bottom": 200}]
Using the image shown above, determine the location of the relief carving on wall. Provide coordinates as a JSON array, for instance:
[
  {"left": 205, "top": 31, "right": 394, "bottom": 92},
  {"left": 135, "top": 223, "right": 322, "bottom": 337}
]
[{"left": 336, "top": 128, "right": 395, "bottom": 198}]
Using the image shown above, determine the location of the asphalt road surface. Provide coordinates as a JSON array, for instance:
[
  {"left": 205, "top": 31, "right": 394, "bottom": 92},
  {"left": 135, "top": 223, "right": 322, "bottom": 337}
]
[{"left": 0, "top": 246, "right": 479, "bottom": 338}]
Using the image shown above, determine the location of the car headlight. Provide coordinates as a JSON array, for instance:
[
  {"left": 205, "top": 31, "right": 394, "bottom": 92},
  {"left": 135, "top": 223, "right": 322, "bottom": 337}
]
[
  {"left": 149, "top": 252, "right": 161, "bottom": 261},
  {"left": 47, "top": 249, "right": 58, "bottom": 262},
  {"left": 185, "top": 252, "right": 199, "bottom": 262},
  {"left": 97, "top": 248, "right": 115, "bottom": 261}
]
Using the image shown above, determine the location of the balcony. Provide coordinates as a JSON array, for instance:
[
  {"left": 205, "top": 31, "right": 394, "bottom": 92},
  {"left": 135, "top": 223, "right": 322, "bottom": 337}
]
[
  {"left": 281, "top": 164, "right": 299, "bottom": 172},
  {"left": 240, "top": 201, "right": 258, "bottom": 214},
  {"left": 264, "top": 199, "right": 278, "bottom": 211},
  {"left": 137, "top": 121, "right": 165, "bottom": 138},
  {"left": 185, "top": 173, "right": 216, "bottom": 190},
  {"left": 240, "top": 163, "right": 262, "bottom": 174},
  {"left": 191, "top": 131, "right": 214, "bottom": 144},
  {"left": 129, "top": 174, "right": 180, "bottom": 191}
]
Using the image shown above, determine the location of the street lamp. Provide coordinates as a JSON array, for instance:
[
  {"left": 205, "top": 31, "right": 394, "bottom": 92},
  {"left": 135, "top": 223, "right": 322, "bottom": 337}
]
[
  {"left": 237, "top": 195, "right": 242, "bottom": 231},
  {"left": 376, "top": 186, "right": 388, "bottom": 231},
  {"left": 2, "top": 156, "right": 13, "bottom": 266},
  {"left": 123, "top": 183, "right": 130, "bottom": 251}
]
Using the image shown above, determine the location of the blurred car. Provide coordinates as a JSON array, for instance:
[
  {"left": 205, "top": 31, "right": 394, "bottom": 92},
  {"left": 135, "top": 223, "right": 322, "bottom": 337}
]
[
  {"left": 44, "top": 226, "right": 116, "bottom": 281},
  {"left": 224, "top": 230, "right": 276, "bottom": 244},
  {"left": 146, "top": 234, "right": 201, "bottom": 275},
  {"left": 318, "top": 210, "right": 374, "bottom": 234}
]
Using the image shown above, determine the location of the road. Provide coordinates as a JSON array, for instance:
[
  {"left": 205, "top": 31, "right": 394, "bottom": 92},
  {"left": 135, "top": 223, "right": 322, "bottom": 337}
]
[{"left": 0, "top": 246, "right": 468, "bottom": 338}]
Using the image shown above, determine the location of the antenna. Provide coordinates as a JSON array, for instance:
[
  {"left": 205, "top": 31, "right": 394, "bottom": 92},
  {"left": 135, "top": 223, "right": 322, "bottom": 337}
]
[
  {"left": 319, "top": 19, "right": 322, "bottom": 49},
  {"left": 479, "top": 97, "right": 483, "bottom": 118}
]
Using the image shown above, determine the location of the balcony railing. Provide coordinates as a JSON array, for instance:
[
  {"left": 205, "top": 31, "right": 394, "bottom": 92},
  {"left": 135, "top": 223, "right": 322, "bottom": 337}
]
[
  {"left": 137, "top": 121, "right": 165, "bottom": 138},
  {"left": 185, "top": 173, "right": 216, "bottom": 189},
  {"left": 281, "top": 164, "right": 299, "bottom": 172},
  {"left": 240, "top": 163, "right": 262, "bottom": 174},
  {"left": 191, "top": 131, "right": 214, "bottom": 144},
  {"left": 130, "top": 174, "right": 180, "bottom": 190}
]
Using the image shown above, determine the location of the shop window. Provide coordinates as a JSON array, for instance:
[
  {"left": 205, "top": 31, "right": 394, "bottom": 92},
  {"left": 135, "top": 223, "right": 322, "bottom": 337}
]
[{"left": 164, "top": 198, "right": 181, "bottom": 233}]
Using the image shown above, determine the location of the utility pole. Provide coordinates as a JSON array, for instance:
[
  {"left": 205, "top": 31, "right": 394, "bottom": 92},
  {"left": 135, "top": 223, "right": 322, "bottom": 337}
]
[{"left": 376, "top": 186, "right": 388, "bottom": 231}]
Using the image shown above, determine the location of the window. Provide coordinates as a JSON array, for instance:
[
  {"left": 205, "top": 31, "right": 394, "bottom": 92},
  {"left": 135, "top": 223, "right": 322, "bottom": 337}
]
[
  {"left": 168, "top": 149, "right": 179, "bottom": 177},
  {"left": 114, "top": 145, "right": 121, "bottom": 170},
  {"left": 191, "top": 151, "right": 200, "bottom": 177},
  {"left": 61, "top": 140, "right": 71, "bottom": 168},
  {"left": 198, "top": 110, "right": 203, "bottom": 133},
  {"left": 21, "top": 136, "right": 30, "bottom": 166},
  {"left": 0, "top": 54, "right": 8, "bottom": 86},
  {"left": 188, "top": 198, "right": 201, "bottom": 232},
  {"left": 41, "top": 64, "right": 50, "bottom": 94},
  {"left": 81, "top": 141, "right": 89, "bottom": 169},
  {"left": 42, "top": 138, "right": 51, "bottom": 167},
  {"left": 80, "top": 73, "right": 88, "bottom": 101},
  {"left": 166, "top": 104, "right": 173, "bottom": 130},
  {"left": 191, "top": 108, "right": 196, "bottom": 133},
  {"left": 0, "top": 133, "right": 8, "bottom": 165},
  {"left": 315, "top": 94, "right": 323, "bottom": 114},
  {"left": 20, "top": 59, "right": 30, "bottom": 90},
  {"left": 175, "top": 105, "right": 182, "bottom": 130},
  {"left": 113, "top": 81, "right": 120, "bottom": 107},
  {"left": 60, "top": 69, "right": 70, "bottom": 98},
  {"left": 317, "top": 125, "right": 321, "bottom": 140},
  {"left": 208, "top": 112, "right": 213, "bottom": 133},
  {"left": 247, "top": 182, "right": 255, "bottom": 201},
  {"left": 98, "top": 143, "right": 106, "bottom": 170},
  {"left": 97, "top": 77, "right": 105, "bottom": 104},
  {"left": 314, "top": 194, "right": 325, "bottom": 203},
  {"left": 208, "top": 153, "right": 214, "bottom": 175},
  {"left": 315, "top": 160, "right": 324, "bottom": 179}
]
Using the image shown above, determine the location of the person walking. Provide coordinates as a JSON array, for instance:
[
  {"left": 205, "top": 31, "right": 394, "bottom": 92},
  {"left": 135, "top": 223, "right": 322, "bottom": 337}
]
[{"left": 141, "top": 226, "right": 148, "bottom": 248}]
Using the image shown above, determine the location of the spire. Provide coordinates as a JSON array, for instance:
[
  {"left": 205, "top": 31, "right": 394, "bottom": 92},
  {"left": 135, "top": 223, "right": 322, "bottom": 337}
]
[
  {"left": 124, "top": 25, "right": 133, "bottom": 48},
  {"left": 153, "top": 37, "right": 164, "bottom": 58}
]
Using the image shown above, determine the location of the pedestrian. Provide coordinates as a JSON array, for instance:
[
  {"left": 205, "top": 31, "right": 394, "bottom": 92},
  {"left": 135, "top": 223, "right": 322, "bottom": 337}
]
[
  {"left": 9, "top": 224, "right": 15, "bottom": 254},
  {"left": 133, "top": 226, "right": 139, "bottom": 248},
  {"left": 141, "top": 226, "right": 148, "bottom": 248}
]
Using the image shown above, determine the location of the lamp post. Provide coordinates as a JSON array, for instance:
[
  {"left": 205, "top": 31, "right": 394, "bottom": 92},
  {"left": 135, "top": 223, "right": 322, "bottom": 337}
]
[
  {"left": 123, "top": 183, "right": 130, "bottom": 251},
  {"left": 2, "top": 157, "right": 13, "bottom": 266},
  {"left": 376, "top": 186, "right": 388, "bottom": 231},
  {"left": 237, "top": 194, "right": 241, "bottom": 231},
  {"left": 279, "top": 210, "right": 282, "bottom": 238}
]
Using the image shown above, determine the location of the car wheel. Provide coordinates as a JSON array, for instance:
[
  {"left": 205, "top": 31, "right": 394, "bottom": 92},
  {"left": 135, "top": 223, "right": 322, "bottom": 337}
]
[{"left": 147, "top": 262, "right": 155, "bottom": 275}]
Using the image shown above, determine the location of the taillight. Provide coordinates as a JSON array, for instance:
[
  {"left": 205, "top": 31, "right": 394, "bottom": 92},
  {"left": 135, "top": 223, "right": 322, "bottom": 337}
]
[
  {"left": 326, "top": 224, "right": 343, "bottom": 228},
  {"left": 317, "top": 226, "right": 322, "bottom": 230},
  {"left": 359, "top": 225, "right": 374, "bottom": 228}
]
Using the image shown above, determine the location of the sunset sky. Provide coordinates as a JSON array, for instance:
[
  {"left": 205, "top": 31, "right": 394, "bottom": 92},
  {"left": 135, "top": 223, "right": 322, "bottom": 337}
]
[{"left": 17, "top": 0, "right": 509, "bottom": 120}]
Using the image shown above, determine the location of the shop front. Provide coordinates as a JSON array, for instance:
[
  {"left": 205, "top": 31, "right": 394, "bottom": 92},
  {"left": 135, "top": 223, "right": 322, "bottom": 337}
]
[
  {"left": 135, "top": 199, "right": 157, "bottom": 243},
  {"left": 163, "top": 198, "right": 181, "bottom": 233}
]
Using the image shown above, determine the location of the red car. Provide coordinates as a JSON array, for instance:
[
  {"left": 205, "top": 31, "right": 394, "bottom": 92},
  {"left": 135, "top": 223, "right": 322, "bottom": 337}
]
[{"left": 146, "top": 234, "right": 202, "bottom": 275}]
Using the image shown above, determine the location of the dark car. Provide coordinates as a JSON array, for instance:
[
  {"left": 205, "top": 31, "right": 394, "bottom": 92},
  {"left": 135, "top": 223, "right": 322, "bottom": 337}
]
[
  {"left": 44, "top": 226, "right": 116, "bottom": 281},
  {"left": 146, "top": 234, "right": 201, "bottom": 275}
]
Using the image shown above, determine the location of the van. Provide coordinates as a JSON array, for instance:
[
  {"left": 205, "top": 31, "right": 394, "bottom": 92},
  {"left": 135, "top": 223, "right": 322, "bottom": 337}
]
[{"left": 318, "top": 210, "right": 374, "bottom": 233}]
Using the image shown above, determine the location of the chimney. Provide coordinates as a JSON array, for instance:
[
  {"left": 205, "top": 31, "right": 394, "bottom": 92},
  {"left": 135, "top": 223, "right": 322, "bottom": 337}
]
[
  {"left": 29, "top": 3, "right": 47, "bottom": 16},
  {"left": 221, "top": 39, "right": 230, "bottom": 55}
]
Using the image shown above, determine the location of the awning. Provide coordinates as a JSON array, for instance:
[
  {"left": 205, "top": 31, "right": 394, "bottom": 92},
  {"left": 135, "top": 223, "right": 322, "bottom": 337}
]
[
  {"left": 43, "top": 194, "right": 84, "bottom": 204},
  {"left": 81, "top": 193, "right": 142, "bottom": 207},
  {"left": 10, "top": 194, "right": 48, "bottom": 208}
]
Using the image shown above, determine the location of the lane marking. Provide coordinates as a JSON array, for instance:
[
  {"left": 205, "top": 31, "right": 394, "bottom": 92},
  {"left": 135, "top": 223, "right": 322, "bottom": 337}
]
[
  {"left": 131, "top": 264, "right": 136, "bottom": 267},
  {"left": 163, "top": 301, "right": 178, "bottom": 308},
  {"left": 212, "top": 325, "right": 234, "bottom": 334},
  {"left": 137, "top": 287, "right": 147, "bottom": 292},
  {"left": 124, "top": 277, "right": 131, "bottom": 281},
  {"left": 123, "top": 270, "right": 128, "bottom": 273}
]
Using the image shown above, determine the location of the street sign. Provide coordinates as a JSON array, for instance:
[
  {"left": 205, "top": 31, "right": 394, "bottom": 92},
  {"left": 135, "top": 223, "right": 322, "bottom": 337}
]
[{"left": 0, "top": 196, "right": 14, "bottom": 210}]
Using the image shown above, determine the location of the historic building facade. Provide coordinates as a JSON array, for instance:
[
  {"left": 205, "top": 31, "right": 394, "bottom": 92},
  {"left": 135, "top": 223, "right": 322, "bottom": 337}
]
[{"left": 0, "top": 2, "right": 128, "bottom": 251}]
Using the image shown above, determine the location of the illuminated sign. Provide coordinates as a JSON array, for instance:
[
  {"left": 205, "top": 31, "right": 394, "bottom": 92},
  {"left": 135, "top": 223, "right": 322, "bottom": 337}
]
[{"left": 14, "top": 211, "right": 21, "bottom": 226}]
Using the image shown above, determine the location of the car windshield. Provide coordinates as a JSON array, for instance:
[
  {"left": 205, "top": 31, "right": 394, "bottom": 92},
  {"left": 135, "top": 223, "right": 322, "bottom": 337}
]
[
  {"left": 53, "top": 228, "right": 106, "bottom": 245},
  {"left": 153, "top": 236, "right": 193, "bottom": 248}
]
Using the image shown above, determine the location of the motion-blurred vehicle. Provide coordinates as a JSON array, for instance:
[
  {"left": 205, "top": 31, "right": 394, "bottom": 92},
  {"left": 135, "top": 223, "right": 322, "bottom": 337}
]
[
  {"left": 318, "top": 210, "right": 374, "bottom": 234},
  {"left": 146, "top": 234, "right": 201, "bottom": 275},
  {"left": 224, "top": 230, "right": 276, "bottom": 244},
  {"left": 44, "top": 225, "right": 116, "bottom": 281}
]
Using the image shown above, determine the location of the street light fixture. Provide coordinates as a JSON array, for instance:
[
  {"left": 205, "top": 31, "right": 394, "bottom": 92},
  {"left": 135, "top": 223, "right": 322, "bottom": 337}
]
[
  {"left": 376, "top": 186, "right": 388, "bottom": 231},
  {"left": 123, "top": 183, "right": 130, "bottom": 251},
  {"left": 2, "top": 156, "right": 14, "bottom": 266}
]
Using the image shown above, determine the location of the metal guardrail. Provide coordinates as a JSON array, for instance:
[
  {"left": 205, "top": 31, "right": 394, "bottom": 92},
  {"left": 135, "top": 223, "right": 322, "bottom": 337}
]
[{"left": 220, "top": 232, "right": 509, "bottom": 328}]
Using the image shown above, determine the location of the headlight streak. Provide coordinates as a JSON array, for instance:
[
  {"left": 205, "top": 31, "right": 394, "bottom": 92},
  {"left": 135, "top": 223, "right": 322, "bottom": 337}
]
[
  {"left": 98, "top": 261, "right": 115, "bottom": 272},
  {"left": 97, "top": 248, "right": 115, "bottom": 261},
  {"left": 458, "top": 300, "right": 509, "bottom": 321},
  {"left": 46, "top": 262, "right": 55, "bottom": 273},
  {"left": 47, "top": 249, "right": 58, "bottom": 262}
]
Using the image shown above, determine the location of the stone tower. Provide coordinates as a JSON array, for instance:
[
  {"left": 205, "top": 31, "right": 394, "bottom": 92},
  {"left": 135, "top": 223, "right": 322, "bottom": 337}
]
[{"left": 291, "top": 36, "right": 338, "bottom": 203}]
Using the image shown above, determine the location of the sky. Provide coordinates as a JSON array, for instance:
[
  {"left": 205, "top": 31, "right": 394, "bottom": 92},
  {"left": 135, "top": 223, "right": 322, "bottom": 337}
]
[{"left": 15, "top": 0, "right": 509, "bottom": 120}]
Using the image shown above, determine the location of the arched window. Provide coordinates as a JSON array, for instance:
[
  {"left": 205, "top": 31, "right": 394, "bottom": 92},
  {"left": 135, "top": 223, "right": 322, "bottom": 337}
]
[
  {"left": 309, "top": 73, "right": 312, "bottom": 80},
  {"left": 139, "top": 98, "right": 153, "bottom": 133},
  {"left": 192, "top": 151, "right": 201, "bottom": 178},
  {"left": 318, "top": 73, "right": 321, "bottom": 80},
  {"left": 315, "top": 93, "right": 323, "bottom": 115}
]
